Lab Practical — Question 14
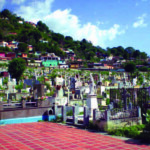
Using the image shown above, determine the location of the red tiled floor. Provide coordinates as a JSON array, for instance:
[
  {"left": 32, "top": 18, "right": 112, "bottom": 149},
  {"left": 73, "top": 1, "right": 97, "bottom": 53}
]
[{"left": 0, "top": 122, "right": 150, "bottom": 150}]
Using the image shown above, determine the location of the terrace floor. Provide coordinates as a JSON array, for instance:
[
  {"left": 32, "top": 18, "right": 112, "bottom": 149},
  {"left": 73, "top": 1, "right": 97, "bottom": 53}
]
[{"left": 0, "top": 122, "right": 149, "bottom": 150}]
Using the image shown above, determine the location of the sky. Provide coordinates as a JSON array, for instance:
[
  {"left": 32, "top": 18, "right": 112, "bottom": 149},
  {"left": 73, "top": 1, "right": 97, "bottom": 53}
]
[{"left": 0, "top": 0, "right": 150, "bottom": 55}]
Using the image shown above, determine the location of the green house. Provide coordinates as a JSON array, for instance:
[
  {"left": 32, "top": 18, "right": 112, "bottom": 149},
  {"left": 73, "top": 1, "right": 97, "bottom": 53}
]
[{"left": 42, "top": 60, "right": 58, "bottom": 67}]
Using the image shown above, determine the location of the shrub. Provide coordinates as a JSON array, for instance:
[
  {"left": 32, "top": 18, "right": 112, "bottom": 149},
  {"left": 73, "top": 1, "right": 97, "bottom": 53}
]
[{"left": 66, "top": 110, "right": 73, "bottom": 116}]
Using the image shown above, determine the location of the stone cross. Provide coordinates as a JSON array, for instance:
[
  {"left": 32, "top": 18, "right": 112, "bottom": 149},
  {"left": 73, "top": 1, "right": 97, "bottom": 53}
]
[{"left": 122, "top": 88, "right": 130, "bottom": 110}]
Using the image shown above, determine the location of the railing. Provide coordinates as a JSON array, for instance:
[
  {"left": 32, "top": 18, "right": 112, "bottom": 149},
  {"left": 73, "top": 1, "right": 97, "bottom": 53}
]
[
  {"left": 109, "top": 108, "right": 138, "bottom": 120},
  {"left": 95, "top": 110, "right": 105, "bottom": 120},
  {"left": 94, "top": 107, "right": 139, "bottom": 121}
]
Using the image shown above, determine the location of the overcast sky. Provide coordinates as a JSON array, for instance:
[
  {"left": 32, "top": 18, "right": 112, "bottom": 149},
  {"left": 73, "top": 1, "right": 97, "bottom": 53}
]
[{"left": 0, "top": 0, "right": 150, "bottom": 55}]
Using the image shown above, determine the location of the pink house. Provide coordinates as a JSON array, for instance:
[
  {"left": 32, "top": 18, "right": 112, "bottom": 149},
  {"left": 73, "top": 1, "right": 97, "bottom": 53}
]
[{"left": 0, "top": 52, "right": 5, "bottom": 57}]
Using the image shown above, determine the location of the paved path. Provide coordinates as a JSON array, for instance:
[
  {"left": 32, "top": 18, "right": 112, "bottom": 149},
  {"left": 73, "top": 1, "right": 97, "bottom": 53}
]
[{"left": 0, "top": 122, "right": 149, "bottom": 150}]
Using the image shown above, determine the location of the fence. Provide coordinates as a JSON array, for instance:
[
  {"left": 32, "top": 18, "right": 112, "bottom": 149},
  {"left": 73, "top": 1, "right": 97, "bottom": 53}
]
[
  {"left": 110, "top": 88, "right": 150, "bottom": 108},
  {"left": 94, "top": 107, "right": 141, "bottom": 121}
]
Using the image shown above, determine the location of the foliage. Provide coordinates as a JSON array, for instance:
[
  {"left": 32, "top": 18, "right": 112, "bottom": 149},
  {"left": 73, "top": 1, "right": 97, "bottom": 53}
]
[
  {"left": 143, "top": 110, "right": 150, "bottom": 123},
  {"left": 138, "top": 66, "right": 148, "bottom": 72},
  {"left": 106, "top": 98, "right": 110, "bottom": 105},
  {"left": 108, "top": 124, "right": 145, "bottom": 138},
  {"left": 2, "top": 77, "right": 8, "bottom": 85},
  {"left": 0, "top": 9, "right": 149, "bottom": 61},
  {"left": 8, "top": 58, "right": 26, "bottom": 83},
  {"left": 79, "top": 111, "right": 84, "bottom": 115},
  {"left": 124, "top": 62, "right": 136, "bottom": 73},
  {"left": 66, "top": 110, "right": 73, "bottom": 116},
  {"left": 15, "top": 82, "right": 23, "bottom": 90},
  {"left": 37, "top": 75, "right": 45, "bottom": 83},
  {"left": 17, "top": 42, "right": 28, "bottom": 53},
  {"left": 97, "top": 95, "right": 103, "bottom": 99}
]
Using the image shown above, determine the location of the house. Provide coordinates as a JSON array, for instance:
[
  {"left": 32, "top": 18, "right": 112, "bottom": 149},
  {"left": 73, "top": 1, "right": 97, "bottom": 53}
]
[
  {"left": 0, "top": 52, "right": 5, "bottom": 57},
  {"left": 0, "top": 41, "right": 8, "bottom": 47},
  {"left": 8, "top": 32, "right": 17, "bottom": 35},
  {"left": 28, "top": 45, "right": 33, "bottom": 51},
  {"left": 27, "top": 60, "right": 42, "bottom": 67},
  {"left": 42, "top": 60, "right": 58, "bottom": 67},
  {"left": 6, "top": 52, "right": 16, "bottom": 58},
  {"left": 7, "top": 41, "right": 18, "bottom": 49},
  {"left": 70, "top": 62, "right": 80, "bottom": 69},
  {"left": 22, "top": 53, "right": 28, "bottom": 58},
  {"left": 25, "top": 21, "right": 36, "bottom": 28},
  {"left": 39, "top": 40, "right": 48, "bottom": 43}
]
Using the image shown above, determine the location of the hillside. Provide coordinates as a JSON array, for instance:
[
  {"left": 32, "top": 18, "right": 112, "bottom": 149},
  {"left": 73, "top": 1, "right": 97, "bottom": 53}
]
[{"left": 0, "top": 9, "right": 148, "bottom": 61}]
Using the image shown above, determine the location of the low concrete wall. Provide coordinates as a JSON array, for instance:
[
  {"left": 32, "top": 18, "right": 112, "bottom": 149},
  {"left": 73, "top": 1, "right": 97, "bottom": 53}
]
[
  {"left": 93, "top": 117, "right": 142, "bottom": 131},
  {"left": 0, "top": 107, "right": 53, "bottom": 120}
]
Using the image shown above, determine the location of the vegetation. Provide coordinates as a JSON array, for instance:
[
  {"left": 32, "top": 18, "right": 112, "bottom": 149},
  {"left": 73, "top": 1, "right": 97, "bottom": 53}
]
[
  {"left": 8, "top": 58, "right": 26, "bottom": 83},
  {"left": 0, "top": 9, "right": 149, "bottom": 62}
]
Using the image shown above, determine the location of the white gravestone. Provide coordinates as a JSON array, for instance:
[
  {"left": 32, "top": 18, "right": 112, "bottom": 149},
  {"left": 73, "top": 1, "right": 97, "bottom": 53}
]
[{"left": 87, "top": 73, "right": 98, "bottom": 117}]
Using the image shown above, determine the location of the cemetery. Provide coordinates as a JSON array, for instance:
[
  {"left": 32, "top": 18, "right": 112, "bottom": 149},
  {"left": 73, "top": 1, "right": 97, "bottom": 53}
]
[{"left": 0, "top": 66, "right": 150, "bottom": 143}]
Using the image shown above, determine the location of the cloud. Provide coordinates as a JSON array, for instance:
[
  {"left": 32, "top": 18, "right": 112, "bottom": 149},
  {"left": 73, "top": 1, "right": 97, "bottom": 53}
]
[
  {"left": 12, "top": 0, "right": 26, "bottom": 5},
  {"left": 133, "top": 14, "right": 147, "bottom": 28},
  {"left": 15, "top": 0, "right": 125, "bottom": 48},
  {"left": 16, "top": 0, "right": 54, "bottom": 21},
  {"left": 0, "top": 0, "right": 5, "bottom": 11}
]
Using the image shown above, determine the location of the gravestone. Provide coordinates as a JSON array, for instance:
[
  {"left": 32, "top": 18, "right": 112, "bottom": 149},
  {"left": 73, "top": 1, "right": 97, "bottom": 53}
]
[
  {"left": 70, "top": 77, "right": 76, "bottom": 90},
  {"left": 87, "top": 73, "right": 98, "bottom": 117},
  {"left": 84, "top": 106, "right": 89, "bottom": 126},
  {"left": 33, "top": 84, "right": 44, "bottom": 98},
  {"left": 73, "top": 106, "right": 78, "bottom": 124},
  {"left": 122, "top": 88, "right": 130, "bottom": 110}
]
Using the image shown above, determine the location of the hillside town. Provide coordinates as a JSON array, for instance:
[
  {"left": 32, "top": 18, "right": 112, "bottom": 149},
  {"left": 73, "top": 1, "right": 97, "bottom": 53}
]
[{"left": 0, "top": 8, "right": 150, "bottom": 149}]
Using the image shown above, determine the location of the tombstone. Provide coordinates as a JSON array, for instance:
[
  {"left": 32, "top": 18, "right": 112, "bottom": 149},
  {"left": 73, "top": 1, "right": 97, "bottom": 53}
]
[
  {"left": 99, "top": 73, "right": 102, "bottom": 85},
  {"left": 21, "top": 99, "right": 26, "bottom": 108},
  {"left": 0, "top": 101, "right": 3, "bottom": 111},
  {"left": 7, "top": 82, "right": 15, "bottom": 93},
  {"left": 89, "top": 73, "right": 96, "bottom": 95},
  {"left": 108, "top": 103, "right": 113, "bottom": 110},
  {"left": 133, "top": 77, "right": 137, "bottom": 86},
  {"left": 73, "top": 106, "right": 78, "bottom": 124},
  {"left": 84, "top": 106, "right": 89, "bottom": 126},
  {"left": 0, "top": 78, "right": 2, "bottom": 86},
  {"left": 33, "top": 84, "right": 44, "bottom": 99},
  {"left": 62, "top": 106, "right": 67, "bottom": 122},
  {"left": 128, "top": 102, "right": 132, "bottom": 110},
  {"left": 23, "top": 83, "right": 27, "bottom": 89},
  {"left": 87, "top": 73, "right": 98, "bottom": 117},
  {"left": 70, "top": 77, "right": 76, "bottom": 90},
  {"left": 122, "top": 88, "right": 130, "bottom": 110}
]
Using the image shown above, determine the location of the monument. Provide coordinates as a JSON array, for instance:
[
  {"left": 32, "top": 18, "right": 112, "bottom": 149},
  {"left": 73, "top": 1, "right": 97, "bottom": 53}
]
[
  {"left": 86, "top": 73, "right": 98, "bottom": 117},
  {"left": 53, "top": 76, "right": 67, "bottom": 105}
]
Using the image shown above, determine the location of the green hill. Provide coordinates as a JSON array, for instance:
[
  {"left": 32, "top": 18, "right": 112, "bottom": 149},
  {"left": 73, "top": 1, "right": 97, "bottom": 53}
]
[{"left": 0, "top": 9, "right": 148, "bottom": 61}]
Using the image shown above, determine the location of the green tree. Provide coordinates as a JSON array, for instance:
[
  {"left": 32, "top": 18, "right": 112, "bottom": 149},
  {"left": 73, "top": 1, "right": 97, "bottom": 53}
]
[
  {"left": 37, "top": 21, "right": 49, "bottom": 33},
  {"left": 8, "top": 58, "right": 26, "bottom": 83},
  {"left": 124, "top": 62, "right": 136, "bottom": 73},
  {"left": 18, "top": 42, "right": 28, "bottom": 52}
]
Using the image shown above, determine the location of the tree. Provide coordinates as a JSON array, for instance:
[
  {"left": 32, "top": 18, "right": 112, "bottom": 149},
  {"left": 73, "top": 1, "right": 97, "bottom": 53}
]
[
  {"left": 8, "top": 58, "right": 26, "bottom": 83},
  {"left": 1, "top": 9, "right": 11, "bottom": 19},
  {"left": 18, "top": 42, "right": 28, "bottom": 52},
  {"left": 37, "top": 21, "right": 49, "bottom": 33},
  {"left": 124, "top": 62, "right": 136, "bottom": 73}
]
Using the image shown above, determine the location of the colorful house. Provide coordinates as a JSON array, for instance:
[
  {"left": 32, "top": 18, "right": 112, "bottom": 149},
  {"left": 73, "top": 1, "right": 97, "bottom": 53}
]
[
  {"left": 0, "top": 41, "right": 8, "bottom": 47},
  {"left": 22, "top": 53, "right": 28, "bottom": 58},
  {"left": 6, "top": 52, "right": 16, "bottom": 58},
  {"left": 0, "top": 52, "right": 5, "bottom": 57},
  {"left": 42, "top": 60, "right": 58, "bottom": 67}
]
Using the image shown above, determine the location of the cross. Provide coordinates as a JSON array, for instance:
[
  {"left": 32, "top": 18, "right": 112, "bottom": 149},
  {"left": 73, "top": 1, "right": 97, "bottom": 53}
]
[{"left": 122, "top": 88, "right": 130, "bottom": 110}]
